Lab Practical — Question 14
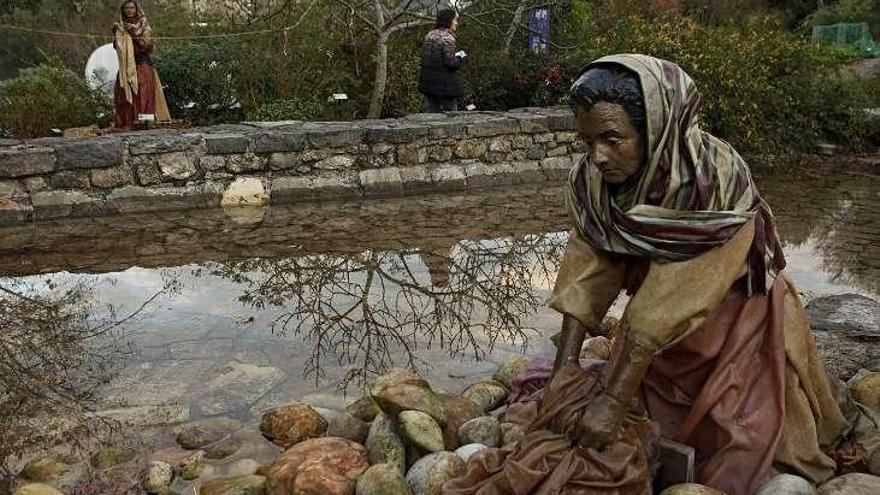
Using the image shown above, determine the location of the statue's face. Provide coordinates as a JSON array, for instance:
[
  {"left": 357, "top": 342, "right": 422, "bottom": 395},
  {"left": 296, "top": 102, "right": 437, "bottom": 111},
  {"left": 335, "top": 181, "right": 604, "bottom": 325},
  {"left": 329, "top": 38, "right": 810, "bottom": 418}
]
[
  {"left": 122, "top": 2, "right": 138, "bottom": 19},
  {"left": 576, "top": 102, "right": 646, "bottom": 185}
]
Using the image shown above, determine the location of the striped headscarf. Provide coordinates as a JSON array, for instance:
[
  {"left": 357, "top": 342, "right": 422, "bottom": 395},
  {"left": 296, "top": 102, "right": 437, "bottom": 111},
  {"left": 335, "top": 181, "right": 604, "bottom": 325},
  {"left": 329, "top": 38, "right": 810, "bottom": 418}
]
[{"left": 566, "top": 54, "right": 785, "bottom": 296}]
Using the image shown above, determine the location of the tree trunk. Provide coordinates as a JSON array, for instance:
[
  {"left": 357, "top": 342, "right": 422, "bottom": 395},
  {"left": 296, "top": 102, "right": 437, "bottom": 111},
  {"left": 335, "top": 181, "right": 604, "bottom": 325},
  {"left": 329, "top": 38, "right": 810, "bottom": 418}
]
[
  {"left": 368, "top": 31, "right": 389, "bottom": 119},
  {"left": 504, "top": 0, "right": 529, "bottom": 54}
]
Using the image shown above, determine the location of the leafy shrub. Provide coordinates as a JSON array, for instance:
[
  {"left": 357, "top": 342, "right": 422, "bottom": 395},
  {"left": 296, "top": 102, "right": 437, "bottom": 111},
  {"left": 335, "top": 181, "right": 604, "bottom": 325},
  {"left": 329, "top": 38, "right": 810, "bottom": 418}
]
[
  {"left": 154, "top": 42, "right": 243, "bottom": 125},
  {"left": 580, "top": 5, "right": 878, "bottom": 154},
  {"left": 805, "top": 0, "right": 880, "bottom": 38},
  {"left": 249, "top": 98, "right": 326, "bottom": 121},
  {"left": 0, "top": 64, "right": 110, "bottom": 138}
]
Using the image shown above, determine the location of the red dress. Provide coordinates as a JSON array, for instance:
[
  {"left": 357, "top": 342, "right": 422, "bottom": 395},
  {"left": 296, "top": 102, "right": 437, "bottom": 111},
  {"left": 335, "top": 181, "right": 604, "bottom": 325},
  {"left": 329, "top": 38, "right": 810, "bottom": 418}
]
[{"left": 114, "top": 41, "right": 159, "bottom": 129}]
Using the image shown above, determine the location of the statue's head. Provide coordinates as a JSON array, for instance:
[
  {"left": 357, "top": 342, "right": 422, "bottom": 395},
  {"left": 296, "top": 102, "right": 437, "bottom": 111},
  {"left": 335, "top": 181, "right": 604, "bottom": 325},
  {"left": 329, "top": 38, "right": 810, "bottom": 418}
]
[
  {"left": 121, "top": 1, "right": 140, "bottom": 21},
  {"left": 570, "top": 64, "right": 646, "bottom": 185}
]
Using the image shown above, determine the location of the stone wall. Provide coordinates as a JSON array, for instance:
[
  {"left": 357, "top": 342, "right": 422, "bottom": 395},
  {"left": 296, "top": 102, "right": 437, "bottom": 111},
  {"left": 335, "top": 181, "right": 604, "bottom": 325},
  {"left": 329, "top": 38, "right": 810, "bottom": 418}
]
[{"left": 0, "top": 107, "right": 581, "bottom": 225}]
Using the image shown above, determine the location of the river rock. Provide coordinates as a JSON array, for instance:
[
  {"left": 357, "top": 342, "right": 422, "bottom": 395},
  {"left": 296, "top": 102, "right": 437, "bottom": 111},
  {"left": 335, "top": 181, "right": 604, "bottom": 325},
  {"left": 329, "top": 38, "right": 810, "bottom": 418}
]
[
  {"left": 200, "top": 475, "right": 267, "bottom": 495},
  {"left": 259, "top": 403, "right": 327, "bottom": 448},
  {"left": 320, "top": 409, "right": 371, "bottom": 444},
  {"left": 405, "top": 452, "right": 466, "bottom": 495},
  {"left": 347, "top": 396, "right": 380, "bottom": 422},
  {"left": 366, "top": 412, "right": 406, "bottom": 473},
  {"left": 90, "top": 445, "right": 137, "bottom": 470},
  {"left": 819, "top": 473, "right": 880, "bottom": 494},
  {"left": 199, "top": 362, "right": 286, "bottom": 416},
  {"left": 849, "top": 371, "right": 880, "bottom": 410},
  {"left": 756, "top": 474, "right": 816, "bottom": 494},
  {"left": 455, "top": 444, "right": 488, "bottom": 463},
  {"left": 224, "top": 459, "right": 262, "bottom": 478},
  {"left": 458, "top": 416, "right": 501, "bottom": 448},
  {"left": 258, "top": 437, "right": 369, "bottom": 495},
  {"left": 582, "top": 336, "right": 612, "bottom": 360},
  {"left": 461, "top": 381, "right": 508, "bottom": 413},
  {"left": 492, "top": 357, "right": 529, "bottom": 389},
  {"left": 12, "top": 484, "right": 64, "bottom": 495},
  {"left": 143, "top": 461, "right": 173, "bottom": 494},
  {"left": 356, "top": 463, "right": 412, "bottom": 495},
  {"left": 175, "top": 417, "right": 241, "bottom": 449},
  {"left": 205, "top": 434, "right": 244, "bottom": 460},
  {"left": 399, "top": 411, "right": 445, "bottom": 453},
  {"left": 659, "top": 484, "right": 726, "bottom": 495},
  {"left": 20, "top": 458, "right": 72, "bottom": 485},
  {"left": 371, "top": 369, "right": 448, "bottom": 425},
  {"left": 500, "top": 422, "right": 525, "bottom": 447},
  {"left": 150, "top": 447, "right": 204, "bottom": 470},
  {"left": 807, "top": 294, "right": 880, "bottom": 379},
  {"left": 180, "top": 462, "right": 206, "bottom": 481},
  {"left": 440, "top": 394, "right": 483, "bottom": 450}
]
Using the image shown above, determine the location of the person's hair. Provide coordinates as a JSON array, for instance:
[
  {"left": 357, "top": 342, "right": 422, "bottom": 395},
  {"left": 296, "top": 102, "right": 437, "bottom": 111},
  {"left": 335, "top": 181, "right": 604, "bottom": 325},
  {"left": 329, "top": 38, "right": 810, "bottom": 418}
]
[
  {"left": 570, "top": 63, "right": 646, "bottom": 134},
  {"left": 436, "top": 8, "right": 457, "bottom": 29}
]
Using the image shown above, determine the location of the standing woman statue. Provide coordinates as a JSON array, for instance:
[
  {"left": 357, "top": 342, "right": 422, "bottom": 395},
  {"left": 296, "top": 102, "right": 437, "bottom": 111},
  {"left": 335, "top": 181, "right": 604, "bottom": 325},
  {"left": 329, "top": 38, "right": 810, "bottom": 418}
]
[{"left": 112, "top": 0, "right": 170, "bottom": 130}]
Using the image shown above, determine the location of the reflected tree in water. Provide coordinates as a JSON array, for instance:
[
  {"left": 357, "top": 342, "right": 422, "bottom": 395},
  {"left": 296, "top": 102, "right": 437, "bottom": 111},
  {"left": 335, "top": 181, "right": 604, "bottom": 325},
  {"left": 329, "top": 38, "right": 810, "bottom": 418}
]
[
  {"left": 0, "top": 277, "right": 177, "bottom": 487},
  {"left": 210, "top": 233, "right": 566, "bottom": 387}
]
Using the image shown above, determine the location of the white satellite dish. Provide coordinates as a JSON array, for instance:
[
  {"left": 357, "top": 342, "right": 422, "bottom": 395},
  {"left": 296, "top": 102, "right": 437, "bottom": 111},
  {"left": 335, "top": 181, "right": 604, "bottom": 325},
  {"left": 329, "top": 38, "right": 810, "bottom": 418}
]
[{"left": 85, "top": 43, "right": 119, "bottom": 100}]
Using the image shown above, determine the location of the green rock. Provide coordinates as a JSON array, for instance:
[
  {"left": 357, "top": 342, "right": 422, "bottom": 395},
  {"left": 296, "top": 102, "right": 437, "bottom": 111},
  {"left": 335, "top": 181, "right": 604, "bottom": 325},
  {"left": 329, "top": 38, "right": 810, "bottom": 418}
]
[
  {"left": 180, "top": 462, "right": 205, "bottom": 481},
  {"left": 371, "top": 369, "right": 447, "bottom": 425},
  {"left": 461, "top": 381, "right": 508, "bottom": 413},
  {"left": 440, "top": 394, "right": 483, "bottom": 451},
  {"left": 366, "top": 412, "right": 406, "bottom": 473},
  {"left": 492, "top": 357, "right": 530, "bottom": 389},
  {"left": 90, "top": 445, "right": 137, "bottom": 470},
  {"left": 200, "top": 475, "right": 267, "bottom": 495},
  {"left": 399, "top": 411, "right": 445, "bottom": 453},
  {"left": 13, "top": 484, "right": 64, "bottom": 495},
  {"left": 347, "top": 395, "right": 380, "bottom": 422},
  {"left": 356, "top": 464, "right": 413, "bottom": 495},
  {"left": 21, "top": 458, "right": 69, "bottom": 483}
]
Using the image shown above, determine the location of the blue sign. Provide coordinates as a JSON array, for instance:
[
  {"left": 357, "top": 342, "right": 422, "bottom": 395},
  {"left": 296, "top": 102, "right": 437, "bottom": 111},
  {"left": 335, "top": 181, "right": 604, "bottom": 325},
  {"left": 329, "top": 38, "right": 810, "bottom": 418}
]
[{"left": 529, "top": 9, "right": 550, "bottom": 54}]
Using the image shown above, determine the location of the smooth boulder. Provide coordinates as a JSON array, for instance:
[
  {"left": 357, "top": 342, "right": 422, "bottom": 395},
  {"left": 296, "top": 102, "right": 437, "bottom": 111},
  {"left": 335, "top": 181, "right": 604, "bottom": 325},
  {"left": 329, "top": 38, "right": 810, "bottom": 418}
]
[
  {"left": 366, "top": 412, "right": 407, "bottom": 473},
  {"left": 347, "top": 396, "right": 380, "bottom": 422},
  {"left": 200, "top": 475, "right": 267, "bottom": 495},
  {"left": 492, "top": 357, "right": 529, "bottom": 389},
  {"left": 818, "top": 473, "right": 880, "bottom": 494},
  {"left": 356, "top": 463, "right": 413, "bottom": 495},
  {"left": 399, "top": 411, "right": 445, "bottom": 453},
  {"left": 849, "top": 371, "right": 880, "bottom": 411},
  {"left": 259, "top": 403, "right": 327, "bottom": 448},
  {"left": 659, "top": 484, "right": 727, "bottom": 495},
  {"left": 440, "top": 394, "right": 483, "bottom": 450},
  {"left": 756, "top": 474, "right": 816, "bottom": 495},
  {"left": 461, "top": 381, "right": 508, "bottom": 413},
  {"left": 371, "top": 369, "right": 448, "bottom": 425},
  {"left": 500, "top": 422, "right": 525, "bottom": 448},
  {"left": 258, "top": 437, "right": 369, "bottom": 495},
  {"left": 12, "top": 484, "right": 64, "bottom": 495},
  {"left": 405, "top": 452, "right": 466, "bottom": 495},
  {"left": 142, "top": 461, "right": 173, "bottom": 494},
  {"left": 455, "top": 444, "right": 488, "bottom": 463},
  {"left": 175, "top": 417, "right": 241, "bottom": 450},
  {"left": 458, "top": 416, "right": 501, "bottom": 448}
]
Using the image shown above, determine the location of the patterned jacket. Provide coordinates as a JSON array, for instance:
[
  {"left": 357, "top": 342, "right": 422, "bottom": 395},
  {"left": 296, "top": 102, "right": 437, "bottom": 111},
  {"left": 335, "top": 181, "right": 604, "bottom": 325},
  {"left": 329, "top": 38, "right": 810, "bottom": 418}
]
[{"left": 418, "top": 28, "right": 464, "bottom": 98}]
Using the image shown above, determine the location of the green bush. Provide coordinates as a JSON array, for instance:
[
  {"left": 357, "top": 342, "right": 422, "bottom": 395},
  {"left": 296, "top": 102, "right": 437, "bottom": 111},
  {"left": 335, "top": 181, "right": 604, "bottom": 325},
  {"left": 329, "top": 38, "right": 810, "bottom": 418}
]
[
  {"left": 0, "top": 64, "right": 110, "bottom": 138},
  {"left": 580, "top": 5, "right": 878, "bottom": 154},
  {"left": 249, "top": 98, "right": 326, "bottom": 121},
  {"left": 805, "top": 0, "right": 880, "bottom": 38},
  {"left": 154, "top": 42, "right": 244, "bottom": 125}
]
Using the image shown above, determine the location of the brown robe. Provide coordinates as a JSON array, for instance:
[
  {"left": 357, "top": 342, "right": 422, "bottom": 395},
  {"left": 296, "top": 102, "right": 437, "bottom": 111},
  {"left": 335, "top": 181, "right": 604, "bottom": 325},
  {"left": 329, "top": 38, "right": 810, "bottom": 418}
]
[
  {"left": 444, "top": 220, "right": 847, "bottom": 495},
  {"left": 551, "top": 219, "right": 847, "bottom": 494}
]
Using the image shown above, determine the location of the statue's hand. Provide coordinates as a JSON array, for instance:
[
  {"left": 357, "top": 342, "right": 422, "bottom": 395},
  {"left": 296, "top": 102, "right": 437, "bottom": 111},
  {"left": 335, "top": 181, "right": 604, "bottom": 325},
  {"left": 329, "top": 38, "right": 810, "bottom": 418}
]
[{"left": 573, "top": 393, "right": 626, "bottom": 449}]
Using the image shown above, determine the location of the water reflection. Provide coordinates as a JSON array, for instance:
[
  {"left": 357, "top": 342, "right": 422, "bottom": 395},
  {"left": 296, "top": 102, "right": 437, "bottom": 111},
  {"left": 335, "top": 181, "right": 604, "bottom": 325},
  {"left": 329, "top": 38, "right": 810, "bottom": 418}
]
[{"left": 208, "top": 233, "right": 566, "bottom": 388}]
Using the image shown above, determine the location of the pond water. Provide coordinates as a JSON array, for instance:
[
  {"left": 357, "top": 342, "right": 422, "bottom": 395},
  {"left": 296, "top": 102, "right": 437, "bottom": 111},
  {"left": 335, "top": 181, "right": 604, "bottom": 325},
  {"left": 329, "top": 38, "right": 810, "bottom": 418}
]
[{"left": 1, "top": 161, "right": 879, "bottom": 452}]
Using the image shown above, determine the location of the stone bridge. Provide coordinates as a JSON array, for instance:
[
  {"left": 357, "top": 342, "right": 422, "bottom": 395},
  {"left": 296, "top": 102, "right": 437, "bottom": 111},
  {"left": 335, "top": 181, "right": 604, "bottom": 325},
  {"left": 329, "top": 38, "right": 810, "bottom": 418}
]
[{"left": 0, "top": 107, "right": 581, "bottom": 226}]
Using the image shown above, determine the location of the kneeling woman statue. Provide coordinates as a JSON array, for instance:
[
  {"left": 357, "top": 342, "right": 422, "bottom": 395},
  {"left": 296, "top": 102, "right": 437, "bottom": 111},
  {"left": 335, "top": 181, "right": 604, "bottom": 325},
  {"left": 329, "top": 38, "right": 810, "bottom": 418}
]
[
  {"left": 112, "top": 0, "right": 170, "bottom": 130},
  {"left": 444, "top": 54, "right": 848, "bottom": 495}
]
